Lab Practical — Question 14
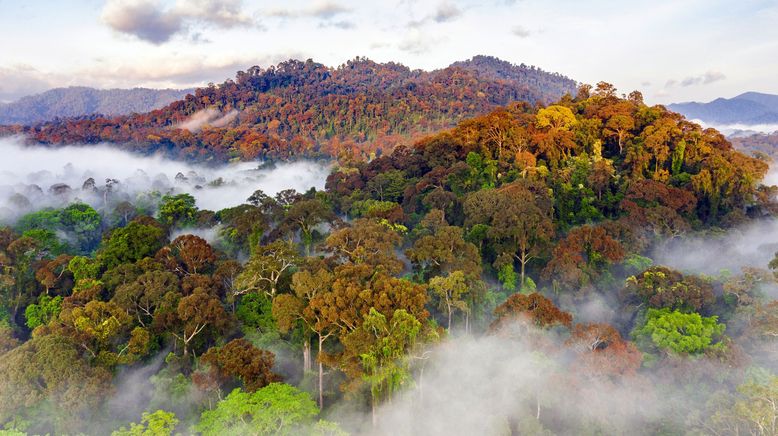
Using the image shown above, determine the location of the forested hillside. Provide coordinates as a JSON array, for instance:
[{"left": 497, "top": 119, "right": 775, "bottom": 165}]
[
  {"left": 0, "top": 87, "right": 193, "bottom": 125},
  {"left": 0, "top": 56, "right": 577, "bottom": 162},
  {"left": 732, "top": 130, "right": 778, "bottom": 160},
  {"left": 0, "top": 83, "right": 776, "bottom": 435}
]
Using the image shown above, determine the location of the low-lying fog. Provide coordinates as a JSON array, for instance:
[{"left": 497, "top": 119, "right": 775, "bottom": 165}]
[
  {"left": 691, "top": 119, "right": 778, "bottom": 136},
  {"left": 0, "top": 137, "right": 330, "bottom": 220}
]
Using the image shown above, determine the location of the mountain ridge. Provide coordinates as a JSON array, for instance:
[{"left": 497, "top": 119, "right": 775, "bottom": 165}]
[
  {"left": 0, "top": 86, "right": 194, "bottom": 125},
  {"left": 0, "top": 55, "right": 579, "bottom": 162},
  {"left": 669, "top": 91, "right": 778, "bottom": 125}
]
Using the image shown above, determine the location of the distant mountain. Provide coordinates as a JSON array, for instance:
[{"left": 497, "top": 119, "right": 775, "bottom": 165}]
[
  {"left": 0, "top": 56, "right": 578, "bottom": 162},
  {"left": 669, "top": 92, "right": 778, "bottom": 125},
  {"left": 0, "top": 87, "right": 194, "bottom": 125}
]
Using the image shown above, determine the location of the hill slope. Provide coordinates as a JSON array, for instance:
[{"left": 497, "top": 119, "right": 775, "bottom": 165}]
[
  {"left": 0, "top": 87, "right": 193, "bottom": 125},
  {"left": 669, "top": 91, "right": 778, "bottom": 125},
  {"left": 0, "top": 56, "right": 577, "bottom": 162}
]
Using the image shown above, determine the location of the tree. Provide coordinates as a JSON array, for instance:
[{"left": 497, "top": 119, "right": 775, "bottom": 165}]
[
  {"left": 112, "top": 270, "right": 180, "bottom": 327},
  {"left": 35, "top": 254, "right": 73, "bottom": 295},
  {"left": 536, "top": 105, "right": 578, "bottom": 130},
  {"left": 428, "top": 271, "right": 470, "bottom": 330},
  {"left": 200, "top": 338, "right": 280, "bottom": 392},
  {"left": 709, "top": 375, "right": 778, "bottom": 436},
  {"left": 158, "top": 194, "right": 198, "bottom": 227},
  {"left": 406, "top": 210, "right": 481, "bottom": 281},
  {"left": 542, "top": 224, "right": 624, "bottom": 294},
  {"left": 624, "top": 266, "right": 715, "bottom": 313},
  {"left": 98, "top": 220, "right": 165, "bottom": 269},
  {"left": 326, "top": 218, "right": 403, "bottom": 274},
  {"left": 112, "top": 410, "right": 179, "bottom": 436},
  {"left": 194, "top": 384, "right": 318, "bottom": 436},
  {"left": 567, "top": 323, "right": 642, "bottom": 378},
  {"left": 156, "top": 234, "right": 217, "bottom": 276},
  {"left": 171, "top": 289, "right": 230, "bottom": 357},
  {"left": 55, "top": 300, "right": 135, "bottom": 364},
  {"left": 490, "top": 292, "right": 572, "bottom": 332},
  {"left": 59, "top": 203, "right": 103, "bottom": 252},
  {"left": 634, "top": 308, "right": 726, "bottom": 355},
  {"left": 0, "top": 335, "right": 112, "bottom": 434},
  {"left": 217, "top": 205, "right": 267, "bottom": 255},
  {"left": 24, "top": 294, "right": 63, "bottom": 329},
  {"left": 349, "top": 308, "right": 421, "bottom": 427},
  {"left": 236, "top": 240, "right": 299, "bottom": 299},
  {"left": 281, "top": 199, "right": 335, "bottom": 255},
  {"left": 273, "top": 263, "right": 337, "bottom": 408}
]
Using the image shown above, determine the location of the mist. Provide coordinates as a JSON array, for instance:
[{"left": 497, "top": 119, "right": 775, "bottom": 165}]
[
  {"left": 348, "top": 332, "right": 673, "bottom": 435},
  {"left": 691, "top": 118, "right": 778, "bottom": 136},
  {"left": 652, "top": 218, "right": 778, "bottom": 276},
  {"left": 176, "top": 109, "right": 239, "bottom": 132},
  {"left": 0, "top": 137, "right": 330, "bottom": 220}
]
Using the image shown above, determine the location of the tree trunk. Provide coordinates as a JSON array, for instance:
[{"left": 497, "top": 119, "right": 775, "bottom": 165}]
[
  {"left": 318, "top": 335, "right": 325, "bottom": 409},
  {"left": 536, "top": 394, "right": 541, "bottom": 420},
  {"left": 371, "top": 395, "right": 377, "bottom": 428},
  {"left": 303, "top": 340, "right": 312, "bottom": 373}
]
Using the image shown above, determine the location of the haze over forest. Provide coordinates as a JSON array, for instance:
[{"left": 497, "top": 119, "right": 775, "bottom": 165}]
[{"left": 1, "top": 1, "right": 778, "bottom": 436}]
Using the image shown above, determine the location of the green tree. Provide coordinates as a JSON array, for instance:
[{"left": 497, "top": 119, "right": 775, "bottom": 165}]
[
  {"left": 98, "top": 220, "right": 165, "bottom": 269},
  {"left": 158, "top": 194, "right": 198, "bottom": 227},
  {"left": 24, "top": 294, "right": 63, "bottom": 329},
  {"left": 355, "top": 308, "right": 421, "bottom": 427},
  {"left": 112, "top": 410, "right": 179, "bottom": 436},
  {"left": 634, "top": 308, "right": 725, "bottom": 355},
  {"left": 194, "top": 384, "right": 318, "bottom": 436},
  {"left": 428, "top": 271, "right": 470, "bottom": 330}
]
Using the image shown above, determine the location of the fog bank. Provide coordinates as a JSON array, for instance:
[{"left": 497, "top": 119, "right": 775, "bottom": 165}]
[{"left": 0, "top": 138, "right": 330, "bottom": 219}]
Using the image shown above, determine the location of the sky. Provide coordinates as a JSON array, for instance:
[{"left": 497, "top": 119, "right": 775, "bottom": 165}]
[{"left": 0, "top": 0, "right": 777, "bottom": 105}]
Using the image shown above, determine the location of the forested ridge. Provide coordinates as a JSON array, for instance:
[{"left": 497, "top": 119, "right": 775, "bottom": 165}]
[
  {"left": 0, "top": 56, "right": 576, "bottom": 162},
  {"left": 1, "top": 83, "right": 778, "bottom": 435}
]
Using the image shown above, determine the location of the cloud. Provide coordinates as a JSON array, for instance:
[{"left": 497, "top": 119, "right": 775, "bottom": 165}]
[
  {"left": 680, "top": 71, "right": 726, "bottom": 87},
  {"left": 266, "top": 1, "right": 351, "bottom": 20},
  {"left": 0, "top": 52, "right": 310, "bottom": 102},
  {"left": 319, "top": 20, "right": 356, "bottom": 29},
  {"left": 407, "top": 1, "right": 465, "bottom": 28},
  {"left": 663, "top": 72, "right": 726, "bottom": 89},
  {"left": 511, "top": 25, "right": 531, "bottom": 38},
  {"left": 433, "top": 2, "right": 462, "bottom": 23},
  {"left": 101, "top": 0, "right": 254, "bottom": 44},
  {"left": 398, "top": 31, "right": 440, "bottom": 55},
  {"left": 0, "top": 65, "right": 61, "bottom": 102}
]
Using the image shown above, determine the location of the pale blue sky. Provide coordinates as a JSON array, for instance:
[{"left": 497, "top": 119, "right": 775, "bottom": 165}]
[{"left": 1, "top": 0, "right": 776, "bottom": 104}]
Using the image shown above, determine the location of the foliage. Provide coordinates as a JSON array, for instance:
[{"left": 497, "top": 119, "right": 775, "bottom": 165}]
[
  {"left": 634, "top": 308, "right": 726, "bottom": 355},
  {"left": 194, "top": 384, "right": 318, "bottom": 436},
  {"left": 112, "top": 410, "right": 179, "bottom": 436}
]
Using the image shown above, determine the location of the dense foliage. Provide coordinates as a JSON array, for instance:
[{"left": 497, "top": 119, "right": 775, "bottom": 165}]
[{"left": 0, "top": 84, "right": 776, "bottom": 435}]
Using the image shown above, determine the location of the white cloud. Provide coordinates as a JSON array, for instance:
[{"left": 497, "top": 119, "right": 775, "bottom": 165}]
[{"left": 266, "top": 1, "right": 352, "bottom": 20}]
